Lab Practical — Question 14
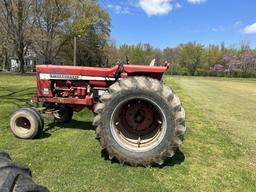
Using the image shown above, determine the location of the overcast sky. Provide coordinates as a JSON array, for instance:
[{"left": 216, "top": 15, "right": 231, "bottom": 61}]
[{"left": 100, "top": 0, "right": 256, "bottom": 48}]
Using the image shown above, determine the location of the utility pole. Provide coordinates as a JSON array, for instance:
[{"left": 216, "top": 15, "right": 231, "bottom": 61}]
[
  {"left": 73, "top": 35, "right": 81, "bottom": 66},
  {"left": 73, "top": 36, "right": 77, "bottom": 66}
]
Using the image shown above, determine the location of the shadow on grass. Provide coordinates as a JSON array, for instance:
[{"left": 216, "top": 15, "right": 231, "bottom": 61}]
[
  {"left": 101, "top": 148, "right": 185, "bottom": 168},
  {"left": 37, "top": 120, "right": 94, "bottom": 139},
  {"left": 44, "top": 120, "right": 94, "bottom": 132},
  {"left": 0, "top": 87, "right": 35, "bottom": 98},
  {"left": 160, "top": 148, "right": 185, "bottom": 167},
  {"left": 39, "top": 119, "right": 185, "bottom": 168},
  {"left": 0, "top": 87, "right": 36, "bottom": 109},
  {"left": 38, "top": 132, "right": 52, "bottom": 139}
]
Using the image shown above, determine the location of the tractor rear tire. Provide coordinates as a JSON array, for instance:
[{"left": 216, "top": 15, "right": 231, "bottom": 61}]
[
  {"left": 0, "top": 150, "right": 48, "bottom": 192},
  {"left": 93, "top": 77, "right": 186, "bottom": 167},
  {"left": 10, "top": 108, "right": 43, "bottom": 139}
]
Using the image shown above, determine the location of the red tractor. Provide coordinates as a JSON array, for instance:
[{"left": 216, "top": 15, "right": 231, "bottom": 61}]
[{"left": 10, "top": 63, "right": 186, "bottom": 167}]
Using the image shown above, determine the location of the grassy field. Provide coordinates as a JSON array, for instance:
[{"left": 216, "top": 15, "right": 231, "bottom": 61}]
[{"left": 0, "top": 74, "right": 255, "bottom": 192}]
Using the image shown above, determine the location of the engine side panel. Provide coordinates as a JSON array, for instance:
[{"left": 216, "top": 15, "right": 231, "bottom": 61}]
[{"left": 36, "top": 66, "right": 116, "bottom": 98}]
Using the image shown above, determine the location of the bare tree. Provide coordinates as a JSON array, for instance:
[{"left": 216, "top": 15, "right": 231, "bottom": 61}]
[
  {"left": 0, "top": 0, "right": 33, "bottom": 73},
  {"left": 0, "top": 28, "right": 11, "bottom": 71},
  {"left": 32, "top": 0, "right": 72, "bottom": 64}
]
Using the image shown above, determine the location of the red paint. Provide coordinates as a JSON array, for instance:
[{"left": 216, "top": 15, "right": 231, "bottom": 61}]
[
  {"left": 123, "top": 64, "right": 167, "bottom": 74},
  {"left": 33, "top": 96, "right": 93, "bottom": 106},
  {"left": 34, "top": 64, "right": 168, "bottom": 111},
  {"left": 37, "top": 65, "right": 118, "bottom": 77},
  {"left": 89, "top": 81, "right": 107, "bottom": 87}
]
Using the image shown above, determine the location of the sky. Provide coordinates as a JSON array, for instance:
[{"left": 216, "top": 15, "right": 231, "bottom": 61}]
[{"left": 100, "top": 0, "right": 256, "bottom": 49}]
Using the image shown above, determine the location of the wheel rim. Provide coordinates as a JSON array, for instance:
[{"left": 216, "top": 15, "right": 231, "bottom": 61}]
[
  {"left": 110, "top": 97, "right": 167, "bottom": 152},
  {"left": 15, "top": 117, "right": 31, "bottom": 134}
]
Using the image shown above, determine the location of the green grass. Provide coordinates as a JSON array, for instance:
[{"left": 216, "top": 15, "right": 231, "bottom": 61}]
[{"left": 0, "top": 74, "right": 255, "bottom": 192}]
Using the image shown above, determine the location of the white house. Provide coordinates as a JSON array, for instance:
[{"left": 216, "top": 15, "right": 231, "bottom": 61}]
[{"left": 10, "top": 47, "right": 37, "bottom": 72}]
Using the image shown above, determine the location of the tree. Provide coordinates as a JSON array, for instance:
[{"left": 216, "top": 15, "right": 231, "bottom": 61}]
[
  {"left": 32, "top": 0, "right": 72, "bottom": 64},
  {"left": 203, "top": 44, "right": 223, "bottom": 72},
  {"left": 240, "top": 52, "right": 256, "bottom": 76},
  {"left": 0, "top": 31, "right": 12, "bottom": 71},
  {"left": 239, "top": 40, "right": 251, "bottom": 53},
  {"left": 113, "top": 43, "right": 162, "bottom": 66},
  {"left": 0, "top": 0, "right": 33, "bottom": 73},
  {"left": 174, "top": 42, "right": 204, "bottom": 75},
  {"left": 163, "top": 48, "right": 174, "bottom": 62},
  {"left": 68, "top": 0, "right": 111, "bottom": 66},
  {"left": 0, "top": 26, "right": 9, "bottom": 70}
]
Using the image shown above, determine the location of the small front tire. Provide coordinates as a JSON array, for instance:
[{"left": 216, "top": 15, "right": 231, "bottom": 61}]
[
  {"left": 26, "top": 108, "right": 44, "bottom": 137},
  {"left": 10, "top": 108, "right": 42, "bottom": 139}
]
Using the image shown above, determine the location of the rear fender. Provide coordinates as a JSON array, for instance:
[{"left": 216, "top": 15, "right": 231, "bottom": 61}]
[{"left": 123, "top": 64, "right": 168, "bottom": 80}]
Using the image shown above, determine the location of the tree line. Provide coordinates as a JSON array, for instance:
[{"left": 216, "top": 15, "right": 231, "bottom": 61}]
[
  {"left": 0, "top": 0, "right": 255, "bottom": 77},
  {"left": 108, "top": 41, "right": 256, "bottom": 77}
]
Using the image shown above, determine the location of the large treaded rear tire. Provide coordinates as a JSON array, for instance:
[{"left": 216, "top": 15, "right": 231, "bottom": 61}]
[
  {"left": 93, "top": 77, "right": 186, "bottom": 167},
  {"left": 0, "top": 150, "right": 48, "bottom": 192}
]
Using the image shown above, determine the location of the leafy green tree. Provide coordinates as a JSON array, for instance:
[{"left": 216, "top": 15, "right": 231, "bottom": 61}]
[
  {"left": 64, "top": 0, "right": 111, "bottom": 66},
  {"left": 239, "top": 40, "right": 251, "bottom": 53},
  {"left": 202, "top": 44, "right": 223, "bottom": 72},
  {"left": 174, "top": 42, "right": 204, "bottom": 75},
  {"left": 114, "top": 43, "right": 162, "bottom": 66},
  {"left": 163, "top": 48, "right": 174, "bottom": 63}
]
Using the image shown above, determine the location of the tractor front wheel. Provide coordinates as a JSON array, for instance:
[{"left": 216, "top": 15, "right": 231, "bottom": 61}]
[
  {"left": 52, "top": 105, "right": 73, "bottom": 123},
  {"left": 10, "top": 108, "right": 43, "bottom": 139},
  {"left": 93, "top": 77, "right": 186, "bottom": 167},
  {"left": 43, "top": 103, "right": 73, "bottom": 123}
]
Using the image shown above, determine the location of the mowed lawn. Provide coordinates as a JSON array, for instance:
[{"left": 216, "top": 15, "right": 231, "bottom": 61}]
[{"left": 0, "top": 73, "right": 255, "bottom": 192}]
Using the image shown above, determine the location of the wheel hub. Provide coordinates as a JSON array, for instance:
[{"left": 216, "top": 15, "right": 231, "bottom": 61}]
[
  {"left": 16, "top": 117, "right": 31, "bottom": 130},
  {"left": 124, "top": 102, "right": 154, "bottom": 134},
  {"left": 110, "top": 97, "right": 167, "bottom": 152}
]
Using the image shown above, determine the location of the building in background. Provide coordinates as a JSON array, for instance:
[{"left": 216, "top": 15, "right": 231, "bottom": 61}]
[{"left": 10, "top": 47, "right": 38, "bottom": 72}]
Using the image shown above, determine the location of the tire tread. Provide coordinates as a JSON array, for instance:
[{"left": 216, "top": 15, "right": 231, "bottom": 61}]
[{"left": 93, "top": 77, "right": 186, "bottom": 167}]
